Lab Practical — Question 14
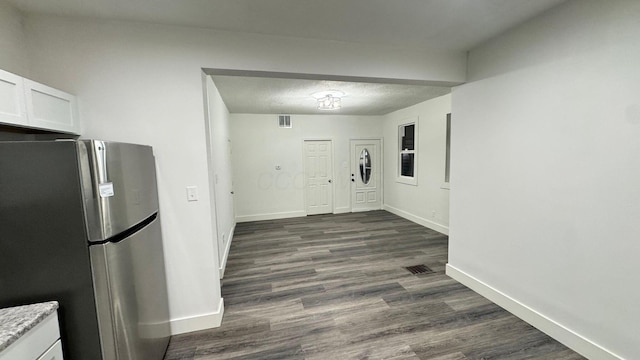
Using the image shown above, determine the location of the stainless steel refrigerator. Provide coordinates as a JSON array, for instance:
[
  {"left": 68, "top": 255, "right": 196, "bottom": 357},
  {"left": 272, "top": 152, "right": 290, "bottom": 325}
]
[{"left": 0, "top": 140, "right": 171, "bottom": 360}]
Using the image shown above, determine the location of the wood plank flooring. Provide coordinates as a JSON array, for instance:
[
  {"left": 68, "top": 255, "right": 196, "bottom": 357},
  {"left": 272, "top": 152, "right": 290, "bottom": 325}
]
[{"left": 164, "top": 211, "right": 584, "bottom": 360}]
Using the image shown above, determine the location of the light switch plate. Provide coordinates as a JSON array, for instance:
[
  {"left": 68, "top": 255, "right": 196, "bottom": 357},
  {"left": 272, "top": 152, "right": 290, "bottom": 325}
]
[{"left": 186, "top": 186, "right": 198, "bottom": 201}]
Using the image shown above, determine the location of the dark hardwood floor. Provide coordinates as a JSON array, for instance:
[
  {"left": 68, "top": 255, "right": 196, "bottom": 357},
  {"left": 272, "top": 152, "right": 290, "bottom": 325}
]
[{"left": 164, "top": 211, "right": 584, "bottom": 360}]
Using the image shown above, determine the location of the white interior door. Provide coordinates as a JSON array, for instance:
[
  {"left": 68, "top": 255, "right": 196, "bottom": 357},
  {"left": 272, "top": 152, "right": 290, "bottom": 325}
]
[
  {"left": 304, "top": 140, "right": 334, "bottom": 215},
  {"left": 351, "top": 139, "right": 382, "bottom": 212}
]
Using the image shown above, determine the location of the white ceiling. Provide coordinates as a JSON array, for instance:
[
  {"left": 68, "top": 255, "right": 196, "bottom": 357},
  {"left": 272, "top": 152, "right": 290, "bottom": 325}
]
[
  {"left": 211, "top": 76, "right": 451, "bottom": 116},
  {"left": 8, "top": 0, "right": 567, "bottom": 115},
  {"left": 8, "top": 0, "right": 566, "bottom": 51}
]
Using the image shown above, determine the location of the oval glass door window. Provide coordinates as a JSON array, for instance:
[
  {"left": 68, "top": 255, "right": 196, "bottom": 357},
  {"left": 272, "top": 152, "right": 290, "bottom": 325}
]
[{"left": 359, "top": 148, "right": 372, "bottom": 184}]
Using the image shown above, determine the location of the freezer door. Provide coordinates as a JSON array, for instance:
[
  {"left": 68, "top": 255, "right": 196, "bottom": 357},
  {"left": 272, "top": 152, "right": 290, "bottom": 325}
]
[
  {"left": 90, "top": 217, "right": 171, "bottom": 360},
  {"left": 79, "top": 140, "right": 159, "bottom": 243}
]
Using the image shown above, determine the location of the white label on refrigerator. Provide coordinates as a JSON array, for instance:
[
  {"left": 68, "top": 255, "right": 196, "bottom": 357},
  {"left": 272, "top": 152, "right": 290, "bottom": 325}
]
[{"left": 99, "top": 182, "right": 115, "bottom": 198}]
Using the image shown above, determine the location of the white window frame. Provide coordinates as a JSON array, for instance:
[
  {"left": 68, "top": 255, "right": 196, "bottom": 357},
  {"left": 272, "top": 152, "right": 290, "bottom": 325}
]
[
  {"left": 441, "top": 113, "right": 451, "bottom": 190},
  {"left": 397, "top": 118, "right": 418, "bottom": 186}
]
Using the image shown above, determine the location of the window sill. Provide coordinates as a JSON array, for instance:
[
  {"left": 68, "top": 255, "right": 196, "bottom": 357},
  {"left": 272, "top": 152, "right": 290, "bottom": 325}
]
[{"left": 396, "top": 176, "right": 417, "bottom": 186}]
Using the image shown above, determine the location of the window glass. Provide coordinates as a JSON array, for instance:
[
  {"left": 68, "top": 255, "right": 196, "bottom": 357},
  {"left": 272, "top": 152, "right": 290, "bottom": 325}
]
[
  {"left": 401, "top": 153, "right": 414, "bottom": 177},
  {"left": 359, "top": 148, "right": 372, "bottom": 184},
  {"left": 401, "top": 124, "right": 415, "bottom": 150}
]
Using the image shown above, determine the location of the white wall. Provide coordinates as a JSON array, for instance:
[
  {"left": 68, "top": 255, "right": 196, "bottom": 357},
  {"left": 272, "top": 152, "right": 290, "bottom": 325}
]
[
  {"left": 22, "top": 16, "right": 229, "bottom": 335},
  {"left": 204, "top": 76, "right": 235, "bottom": 276},
  {"left": 231, "top": 114, "right": 383, "bottom": 221},
  {"left": 0, "top": 2, "right": 28, "bottom": 77},
  {"left": 449, "top": 1, "right": 640, "bottom": 358},
  {"left": 17, "top": 12, "right": 465, "bottom": 334},
  {"left": 383, "top": 94, "right": 451, "bottom": 234}
]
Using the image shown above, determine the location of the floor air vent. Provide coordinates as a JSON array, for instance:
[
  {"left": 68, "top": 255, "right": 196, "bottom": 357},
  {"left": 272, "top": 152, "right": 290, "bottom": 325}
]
[{"left": 404, "top": 264, "right": 433, "bottom": 275}]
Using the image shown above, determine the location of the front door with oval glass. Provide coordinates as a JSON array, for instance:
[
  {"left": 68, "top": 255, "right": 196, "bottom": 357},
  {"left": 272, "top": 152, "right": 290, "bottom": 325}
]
[{"left": 350, "top": 139, "right": 381, "bottom": 212}]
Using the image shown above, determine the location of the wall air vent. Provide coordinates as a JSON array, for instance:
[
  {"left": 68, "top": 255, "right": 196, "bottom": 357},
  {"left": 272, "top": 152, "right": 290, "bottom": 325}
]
[{"left": 278, "top": 115, "right": 292, "bottom": 128}]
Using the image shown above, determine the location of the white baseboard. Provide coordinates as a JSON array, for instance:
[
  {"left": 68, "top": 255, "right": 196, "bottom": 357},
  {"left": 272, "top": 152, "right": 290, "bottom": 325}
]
[
  {"left": 169, "top": 298, "right": 225, "bottom": 335},
  {"left": 334, "top": 206, "right": 350, "bottom": 214},
  {"left": 351, "top": 206, "right": 383, "bottom": 213},
  {"left": 236, "top": 211, "right": 306, "bottom": 223},
  {"left": 219, "top": 224, "right": 234, "bottom": 279},
  {"left": 445, "top": 264, "right": 622, "bottom": 360},
  {"left": 383, "top": 204, "right": 449, "bottom": 235}
]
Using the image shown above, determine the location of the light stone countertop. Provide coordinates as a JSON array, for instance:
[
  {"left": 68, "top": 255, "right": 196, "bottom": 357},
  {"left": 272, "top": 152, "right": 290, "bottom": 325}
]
[{"left": 0, "top": 301, "right": 59, "bottom": 353}]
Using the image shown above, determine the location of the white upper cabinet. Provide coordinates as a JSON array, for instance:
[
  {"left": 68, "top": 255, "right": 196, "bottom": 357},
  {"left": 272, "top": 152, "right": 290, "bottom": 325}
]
[
  {"left": 0, "top": 69, "right": 28, "bottom": 126},
  {"left": 0, "top": 69, "right": 80, "bottom": 135},
  {"left": 24, "top": 79, "right": 79, "bottom": 134}
]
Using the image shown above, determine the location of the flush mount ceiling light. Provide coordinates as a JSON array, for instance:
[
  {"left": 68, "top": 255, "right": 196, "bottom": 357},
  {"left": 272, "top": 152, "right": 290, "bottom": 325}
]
[
  {"left": 312, "top": 90, "right": 345, "bottom": 111},
  {"left": 317, "top": 94, "right": 341, "bottom": 110}
]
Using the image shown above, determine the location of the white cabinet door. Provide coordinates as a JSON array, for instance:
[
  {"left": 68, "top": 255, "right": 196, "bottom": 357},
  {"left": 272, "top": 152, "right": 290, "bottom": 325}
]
[
  {"left": 0, "top": 69, "right": 28, "bottom": 126},
  {"left": 24, "top": 79, "right": 79, "bottom": 134},
  {"left": 37, "top": 340, "right": 64, "bottom": 360}
]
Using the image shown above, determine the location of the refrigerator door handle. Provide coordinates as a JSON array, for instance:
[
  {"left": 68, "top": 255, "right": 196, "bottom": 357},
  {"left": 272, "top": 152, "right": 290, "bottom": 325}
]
[{"left": 94, "top": 141, "right": 108, "bottom": 184}]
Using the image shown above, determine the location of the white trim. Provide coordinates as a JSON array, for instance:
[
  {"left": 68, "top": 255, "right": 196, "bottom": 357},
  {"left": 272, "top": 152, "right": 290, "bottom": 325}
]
[
  {"left": 236, "top": 210, "right": 307, "bottom": 223},
  {"left": 383, "top": 204, "right": 448, "bottom": 235},
  {"left": 352, "top": 207, "right": 381, "bottom": 213},
  {"left": 380, "top": 137, "right": 384, "bottom": 207},
  {"left": 202, "top": 74, "right": 223, "bottom": 274},
  {"left": 170, "top": 298, "right": 224, "bottom": 335},
  {"left": 396, "top": 175, "right": 418, "bottom": 186},
  {"left": 334, "top": 206, "right": 350, "bottom": 214},
  {"left": 445, "top": 265, "right": 623, "bottom": 360},
  {"left": 219, "top": 223, "right": 235, "bottom": 279}
]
